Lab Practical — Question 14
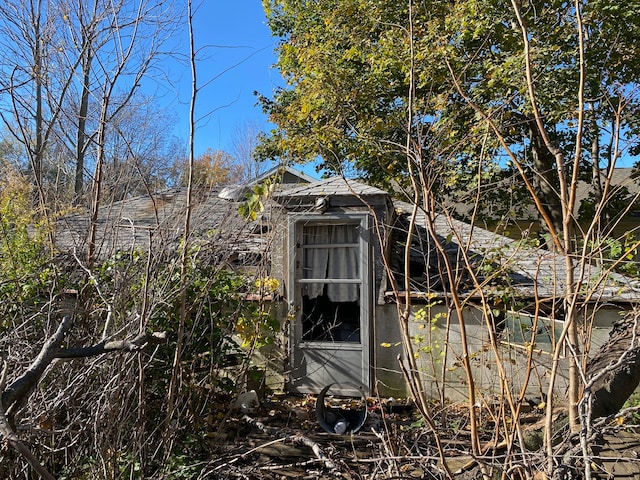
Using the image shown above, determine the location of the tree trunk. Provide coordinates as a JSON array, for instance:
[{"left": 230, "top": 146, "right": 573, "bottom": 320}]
[
  {"left": 587, "top": 308, "right": 640, "bottom": 419},
  {"left": 74, "top": 42, "right": 92, "bottom": 205},
  {"left": 528, "top": 123, "right": 564, "bottom": 243}
]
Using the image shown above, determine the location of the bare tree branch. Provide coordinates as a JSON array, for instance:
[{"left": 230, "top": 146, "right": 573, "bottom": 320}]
[
  {"left": 2, "top": 315, "right": 166, "bottom": 415},
  {"left": 0, "top": 314, "right": 166, "bottom": 479},
  {"left": 55, "top": 331, "right": 166, "bottom": 359},
  {"left": 2, "top": 315, "right": 74, "bottom": 416},
  {"left": 0, "top": 360, "right": 56, "bottom": 480}
]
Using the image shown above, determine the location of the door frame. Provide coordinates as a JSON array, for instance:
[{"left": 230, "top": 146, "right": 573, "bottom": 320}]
[{"left": 287, "top": 212, "right": 372, "bottom": 395}]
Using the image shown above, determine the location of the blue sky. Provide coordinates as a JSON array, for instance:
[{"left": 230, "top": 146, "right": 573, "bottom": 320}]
[
  {"left": 165, "top": 1, "right": 282, "bottom": 158},
  {"left": 162, "top": 2, "right": 637, "bottom": 173}
]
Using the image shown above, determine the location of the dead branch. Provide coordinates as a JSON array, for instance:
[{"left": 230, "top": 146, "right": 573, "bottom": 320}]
[
  {"left": 2, "top": 316, "right": 166, "bottom": 418},
  {"left": 586, "top": 308, "right": 640, "bottom": 419},
  {"left": 2, "top": 315, "right": 74, "bottom": 416},
  {"left": 208, "top": 437, "right": 289, "bottom": 474},
  {"left": 241, "top": 414, "right": 339, "bottom": 474},
  {"left": 55, "top": 331, "right": 166, "bottom": 359},
  {"left": 258, "top": 457, "right": 331, "bottom": 471},
  {"left": 0, "top": 315, "right": 166, "bottom": 479},
  {"left": 0, "top": 360, "right": 55, "bottom": 480}
]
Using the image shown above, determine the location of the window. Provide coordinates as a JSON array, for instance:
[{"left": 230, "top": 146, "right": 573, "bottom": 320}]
[{"left": 299, "top": 223, "right": 361, "bottom": 342}]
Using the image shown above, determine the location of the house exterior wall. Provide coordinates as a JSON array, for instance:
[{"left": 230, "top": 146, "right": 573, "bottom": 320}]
[
  {"left": 259, "top": 176, "right": 636, "bottom": 400},
  {"left": 255, "top": 201, "right": 632, "bottom": 402},
  {"left": 371, "top": 302, "right": 623, "bottom": 402},
  {"left": 265, "top": 200, "right": 629, "bottom": 400}
]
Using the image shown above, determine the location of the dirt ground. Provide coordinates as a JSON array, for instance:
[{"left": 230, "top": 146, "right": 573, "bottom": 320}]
[
  {"left": 193, "top": 392, "right": 640, "bottom": 479},
  {"left": 195, "top": 393, "right": 576, "bottom": 479}
]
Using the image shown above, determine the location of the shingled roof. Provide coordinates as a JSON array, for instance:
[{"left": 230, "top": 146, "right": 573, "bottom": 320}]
[
  {"left": 53, "top": 166, "right": 313, "bottom": 260},
  {"left": 53, "top": 187, "right": 272, "bottom": 261},
  {"left": 272, "top": 176, "right": 390, "bottom": 212},
  {"left": 277, "top": 176, "right": 388, "bottom": 198},
  {"left": 52, "top": 169, "right": 640, "bottom": 304},
  {"left": 393, "top": 200, "right": 640, "bottom": 303}
]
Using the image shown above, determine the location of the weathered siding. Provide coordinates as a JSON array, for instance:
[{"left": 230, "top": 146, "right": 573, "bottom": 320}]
[{"left": 372, "top": 303, "right": 625, "bottom": 402}]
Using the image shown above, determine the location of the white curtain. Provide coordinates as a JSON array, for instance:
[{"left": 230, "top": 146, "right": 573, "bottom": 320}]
[{"left": 303, "top": 224, "right": 359, "bottom": 302}]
